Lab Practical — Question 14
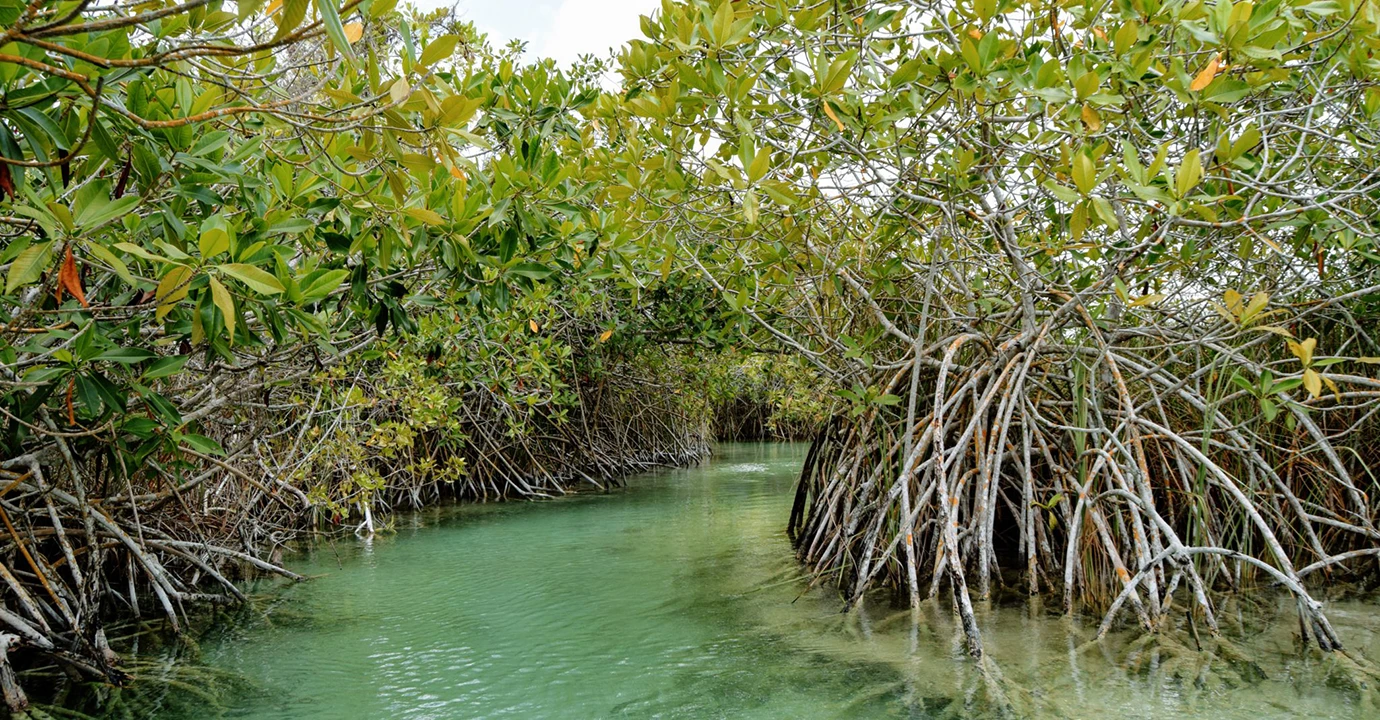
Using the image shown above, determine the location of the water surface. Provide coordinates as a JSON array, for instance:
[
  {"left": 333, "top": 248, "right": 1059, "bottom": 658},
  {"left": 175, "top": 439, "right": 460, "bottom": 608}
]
[{"left": 130, "top": 443, "right": 1378, "bottom": 718}]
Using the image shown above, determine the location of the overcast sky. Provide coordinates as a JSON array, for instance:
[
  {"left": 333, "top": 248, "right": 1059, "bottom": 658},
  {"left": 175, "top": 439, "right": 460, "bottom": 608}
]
[{"left": 413, "top": 0, "right": 661, "bottom": 67}]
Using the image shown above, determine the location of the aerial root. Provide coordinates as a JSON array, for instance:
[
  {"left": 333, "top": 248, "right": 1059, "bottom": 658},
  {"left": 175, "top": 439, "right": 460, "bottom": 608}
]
[{"left": 789, "top": 321, "right": 1376, "bottom": 658}]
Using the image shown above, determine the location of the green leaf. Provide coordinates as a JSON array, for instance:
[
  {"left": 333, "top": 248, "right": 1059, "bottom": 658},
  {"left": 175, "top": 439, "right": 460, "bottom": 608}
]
[
  {"left": 418, "top": 34, "right": 459, "bottom": 67},
  {"left": 507, "top": 263, "right": 554, "bottom": 280},
  {"left": 94, "top": 348, "right": 157, "bottom": 364},
  {"left": 1044, "top": 181, "right": 1081, "bottom": 203},
  {"left": 123, "top": 417, "right": 162, "bottom": 438},
  {"left": 960, "top": 37, "right": 983, "bottom": 74},
  {"left": 747, "top": 149, "right": 771, "bottom": 183},
  {"left": 238, "top": 0, "right": 267, "bottom": 21},
  {"left": 75, "top": 196, "right": 140, "bottom": 230},
  {"left": 114, "top": 242, "right": 172, "bottom": 265},
  {"left": 218, "top": 264, "right": 285, "bottom": 294},
  {"left": 5, "top": 240, "right": 53, "bottom": 293},
  {"left": 299, "top": 269, "right": 349, "bottom": 303},
  {"left": 85, "top": 242, "right": 135, "bottom": 286},
  {"left": 141, "top": 355, "right": 189, "bottom": 380},
  {"left": 316, "top": 0, "right": 357, "bottom": 62},
  {"left": 274, "top": 0, "right": 309, "bottom": 41},
  {"left": 46, "top": 203, "right": 75, "bottom": 233},
  {"left": 402, "top": 207, "right": 445, "bottom": 225},
  {"left": 1177, "top": 149, "right": 1202, "bottom": 198},
  {"left": 760, "top": 180, "right": 797, "bottom": 207},
  {"left": 180, "top": 433, "right": 225, "bottom": 456},
  {"left": 9, "top": 205, "right": 59, "bottom": 238},
  {"left": 1072, "top": 153, "right": 1096, "bottom": 195},
  {"left": 1091, "top": 197, "right": 1119, "bottom": 227},
  {"left": 199, "top": 214, "right": 231, "bottom": 258},
  {"left": 0, "top": 237, "right": 30, "bottom": 266}
]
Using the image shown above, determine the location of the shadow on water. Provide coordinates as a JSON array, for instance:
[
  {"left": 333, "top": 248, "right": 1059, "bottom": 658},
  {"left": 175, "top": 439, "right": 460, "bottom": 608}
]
[{"left": 28, "top": 443, "right": 1380, "bottom": 719}]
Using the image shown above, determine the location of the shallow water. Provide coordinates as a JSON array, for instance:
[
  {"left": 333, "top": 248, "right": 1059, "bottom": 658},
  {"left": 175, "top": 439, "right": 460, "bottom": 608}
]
[{"left": 125, "top": 443, "right": 1379, "bottom": 718}]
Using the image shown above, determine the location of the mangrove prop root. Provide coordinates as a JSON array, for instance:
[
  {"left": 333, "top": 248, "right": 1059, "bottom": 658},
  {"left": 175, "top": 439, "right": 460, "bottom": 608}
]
[
  {"left": 0, "top": 342, "right": 710, "bottom": 702},
  {"left": 788, "top": 317, "right": 1379, "bottom": 658}
]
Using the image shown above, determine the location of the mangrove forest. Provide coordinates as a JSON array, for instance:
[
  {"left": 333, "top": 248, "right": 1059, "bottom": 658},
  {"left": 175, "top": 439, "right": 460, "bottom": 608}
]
[{"left": 2, "top": 0, "right": 1380, "bottom": 716}]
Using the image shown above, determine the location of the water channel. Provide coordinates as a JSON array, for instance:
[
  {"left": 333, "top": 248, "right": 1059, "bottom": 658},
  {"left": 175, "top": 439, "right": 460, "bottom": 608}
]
[{"left": 111, "top": 443, "right": 1379, "bottom": 718}]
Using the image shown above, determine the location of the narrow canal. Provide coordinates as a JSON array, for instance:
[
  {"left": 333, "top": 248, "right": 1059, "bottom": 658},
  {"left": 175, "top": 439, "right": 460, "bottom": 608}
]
[{"left": 126, "top": 444, "right": 1377, "bottom": 718}]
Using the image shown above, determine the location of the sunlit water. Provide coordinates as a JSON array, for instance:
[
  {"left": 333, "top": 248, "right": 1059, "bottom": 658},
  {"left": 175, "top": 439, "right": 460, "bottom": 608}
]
[{"left": 115, "top": 444, "right": 1379, "bottom": 718}]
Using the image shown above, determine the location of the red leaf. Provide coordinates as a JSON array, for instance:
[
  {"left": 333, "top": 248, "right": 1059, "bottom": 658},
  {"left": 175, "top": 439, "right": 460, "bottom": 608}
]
[
  {"left": 0, "top": 162, "right": 13, "bottom": 201},
  {"left": 57, "top": 246, "right": 89, "bottom": 308}
]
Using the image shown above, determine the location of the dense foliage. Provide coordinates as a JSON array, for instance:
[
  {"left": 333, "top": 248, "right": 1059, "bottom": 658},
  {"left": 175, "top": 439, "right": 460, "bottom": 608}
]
[
  {"left": 598, "top": 0, "right": 1380, "bottom": 665},
  {"left": 4, "top": 0, "right": 1380, "bottom": 712}
]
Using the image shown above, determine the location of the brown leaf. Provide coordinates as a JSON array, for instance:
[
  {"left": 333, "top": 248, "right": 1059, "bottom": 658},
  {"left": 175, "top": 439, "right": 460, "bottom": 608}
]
[
  {"left": 1190, "top": 54, "right": 1221, "bottom": 92},
  {"left": 113, "top": 157, "right": 132, "bottom": 198},
  {"left": 57, "top": 246, "right": 89, "bottom": 308},
  {"left": 66, "top": 376, "right": 76, "bottom": 425}
]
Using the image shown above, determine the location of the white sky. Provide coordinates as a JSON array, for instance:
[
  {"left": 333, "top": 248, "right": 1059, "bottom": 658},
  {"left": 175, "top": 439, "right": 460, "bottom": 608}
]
[{"left": 412, "top": 0, "right": 660, "bottom": 67}]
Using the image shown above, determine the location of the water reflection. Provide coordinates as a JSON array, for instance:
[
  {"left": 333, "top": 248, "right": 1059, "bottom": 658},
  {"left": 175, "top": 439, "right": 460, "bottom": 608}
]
[{"left": 83, "top": 444, "right": 1380, "bottom": 718}]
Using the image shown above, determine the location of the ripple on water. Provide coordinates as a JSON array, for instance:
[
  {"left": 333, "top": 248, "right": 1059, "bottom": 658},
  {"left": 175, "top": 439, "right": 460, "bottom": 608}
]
[{"left": 122, "top": 444, "right": 1380, "bottom": 720}]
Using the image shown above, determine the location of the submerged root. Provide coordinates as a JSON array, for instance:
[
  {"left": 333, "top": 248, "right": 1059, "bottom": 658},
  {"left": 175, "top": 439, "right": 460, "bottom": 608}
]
[{"left": 1322, "top": 651, "right": 1380, "bottom": 714}]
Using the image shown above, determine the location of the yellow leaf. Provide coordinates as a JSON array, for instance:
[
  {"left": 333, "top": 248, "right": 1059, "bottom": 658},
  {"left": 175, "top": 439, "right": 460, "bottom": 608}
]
[
  {"left": 401, "top": 207, "right": 445, "bottom": 226},
  {"left": 1072, "top": 153, "right": 1096, "bottom": 195},
  {"left": 1252, "top": 325, "right": 1294, "bottom": 338},
  {"left": 155, "top": 266, "right": 194, "bottom": 320},
  {"left": 1300, "top": 337, "right": 1316, "bottom": 365},
  {"left": 529, "top": 319, "right": 539, "bottom": 333},
  {"left": 191, "top": 300, "right": 205, "bottom": 344},
  {"left": 1129, "top": 293, "right": 1164, "bottom": 307},
  {"left": 209, "top": 275, "right": 236, "bottom": 346},
  {"left": 1240, "top": 291, "right": 1268, "bottom": 324},
  {"left": 1176, "top": 149, "right": 1202, "bottom": 198},
  {"left": 1080, "top": 104, "right": 1101, "bottom": 132},
  {"left": 1190, "top": 54, "right": 1221, "bottom": 92},
  {"left": 389, "top": 77, "right": 410, "bottom": 105},
  {"left": 1224, "top": 288, "right": 1243, "bottom": 316},
  {"left": 821, "top": 99, "right": 845, "bottom": 132},
  {"left": 1303, "top": 368, "right": 1321, "bottom": 398},
  {"left": 599, "top": 329, "right": 613, "bottom": 343},
  {"left": 343, "top": 22, "right": 364, "bottom": 44}
]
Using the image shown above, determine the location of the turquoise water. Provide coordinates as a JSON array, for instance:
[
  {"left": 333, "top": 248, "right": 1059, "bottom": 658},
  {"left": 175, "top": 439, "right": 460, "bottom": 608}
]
[{"left": 121, "top": 444, "right": 1379, "bottom": 718}]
